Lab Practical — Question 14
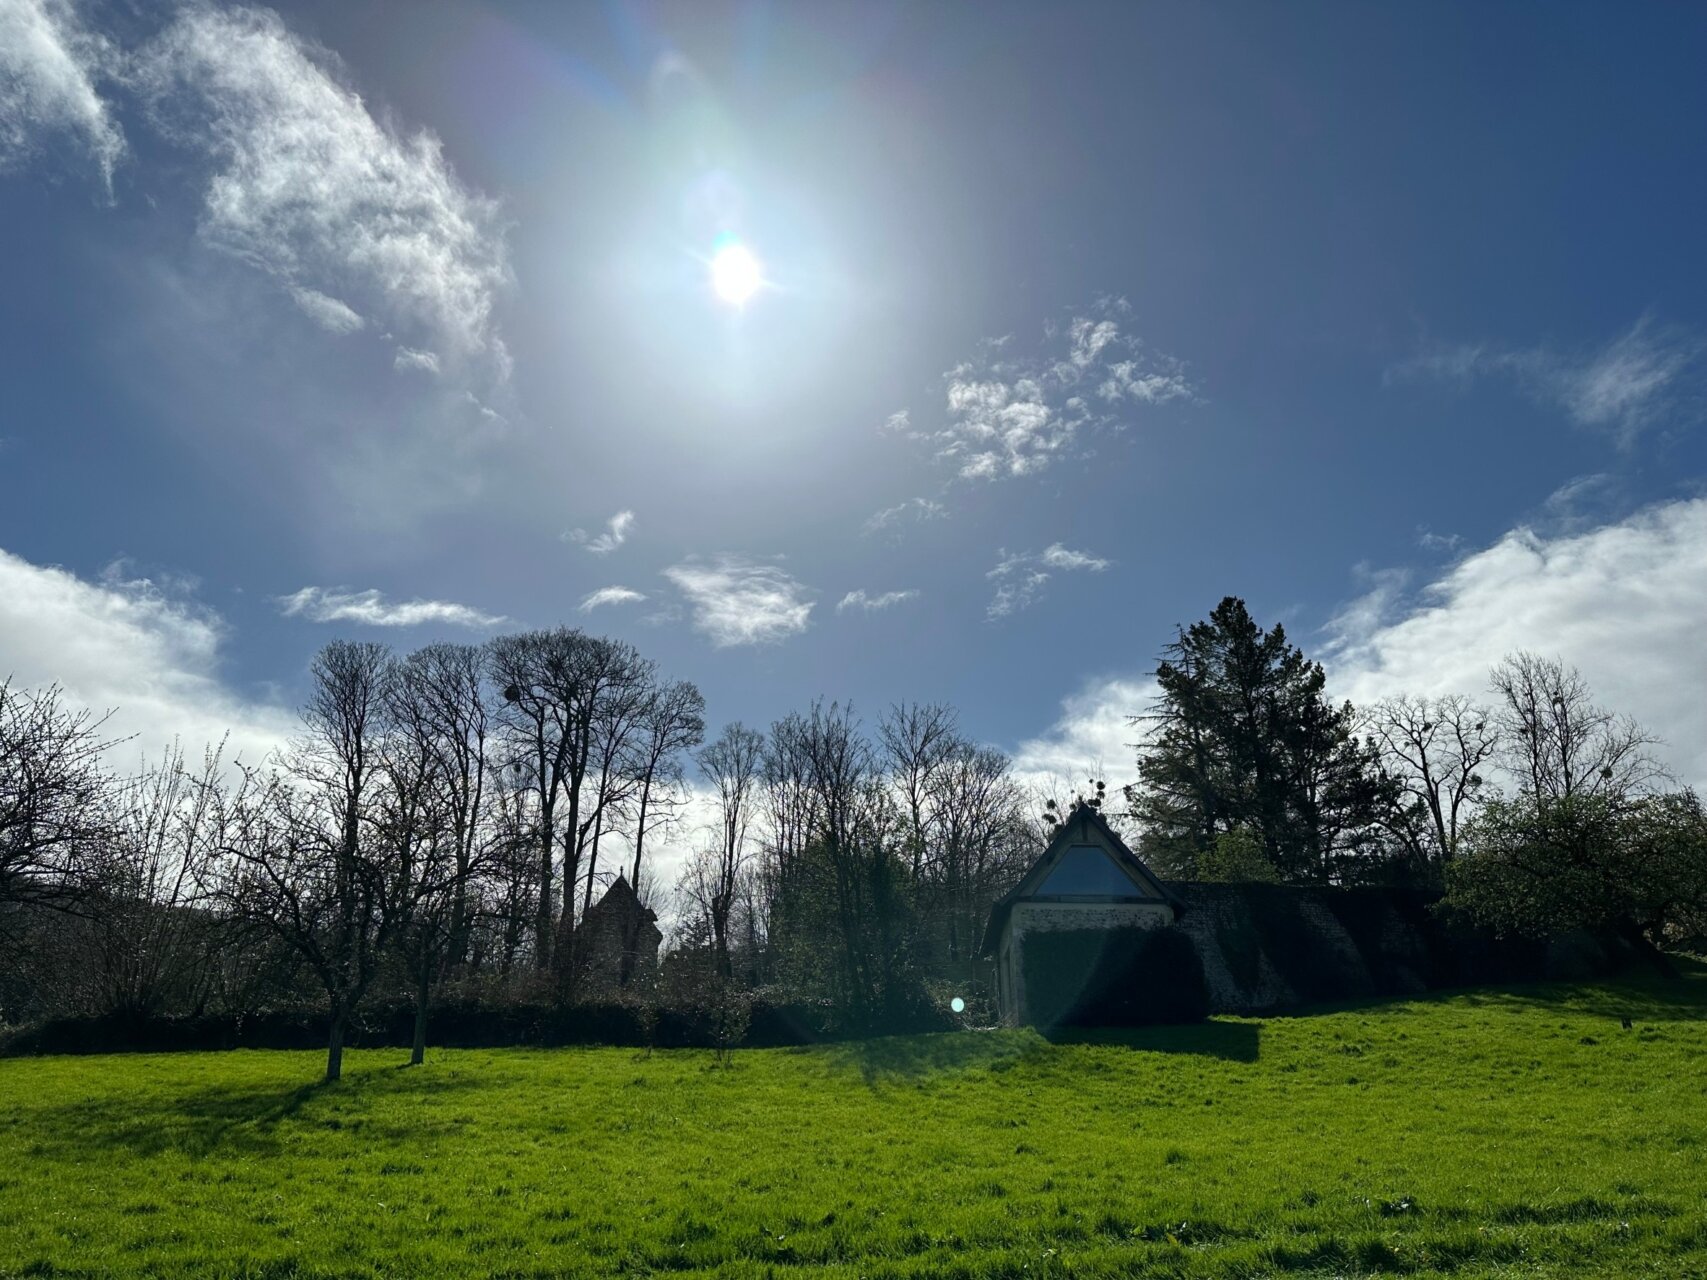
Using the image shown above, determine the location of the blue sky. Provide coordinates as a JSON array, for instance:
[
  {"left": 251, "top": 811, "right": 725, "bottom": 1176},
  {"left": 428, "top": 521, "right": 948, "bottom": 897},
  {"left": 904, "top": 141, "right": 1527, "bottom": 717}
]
[{"left": 4, "top": 0, "right": 1707, "bottom": 816}]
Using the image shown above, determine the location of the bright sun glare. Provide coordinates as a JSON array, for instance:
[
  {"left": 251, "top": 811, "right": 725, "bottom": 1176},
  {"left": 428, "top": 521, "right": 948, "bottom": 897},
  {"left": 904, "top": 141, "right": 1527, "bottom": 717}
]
[{"left": 710, "top": 241, "right": 762, "bottom": 306}]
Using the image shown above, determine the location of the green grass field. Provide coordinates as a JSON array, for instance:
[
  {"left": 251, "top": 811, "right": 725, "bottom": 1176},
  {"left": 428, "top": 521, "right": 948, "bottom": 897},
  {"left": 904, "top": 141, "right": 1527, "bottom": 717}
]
[{"left": 3, "top": 968, "right": 1705, "bottom": 1279}]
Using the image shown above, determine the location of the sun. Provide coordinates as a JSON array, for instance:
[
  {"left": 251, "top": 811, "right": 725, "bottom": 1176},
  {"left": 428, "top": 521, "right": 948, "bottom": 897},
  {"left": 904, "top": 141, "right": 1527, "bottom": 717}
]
[{"left": 709, "top": 241, "right": 762, "bottom": 307}]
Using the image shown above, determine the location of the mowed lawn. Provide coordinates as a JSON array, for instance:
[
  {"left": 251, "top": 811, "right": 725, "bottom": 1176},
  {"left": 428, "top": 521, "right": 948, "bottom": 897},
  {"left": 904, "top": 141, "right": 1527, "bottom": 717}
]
[{"left": 3, "top": 970, "right": 1706, "bottom": 1279}]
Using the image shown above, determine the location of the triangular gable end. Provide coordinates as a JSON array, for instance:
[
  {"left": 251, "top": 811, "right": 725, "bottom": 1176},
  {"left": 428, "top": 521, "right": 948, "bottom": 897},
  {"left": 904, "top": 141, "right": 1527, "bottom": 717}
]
[
  {"left": 980, "top": 805, "right": 1177, "bottom": 958},
  {"left": 1013, "top": 806, "right": 1170, "bottom": 903},
  {"left": 1036, "top": 844, "right": 1150, "bottom": 897}
]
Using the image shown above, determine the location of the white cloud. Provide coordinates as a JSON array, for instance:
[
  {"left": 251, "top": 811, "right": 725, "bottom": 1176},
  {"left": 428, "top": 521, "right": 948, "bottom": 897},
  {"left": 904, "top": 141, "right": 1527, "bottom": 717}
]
[
  {"left": 836, "top": 589, "right": 919, "bottom": 614},
  {"left": 288, "top": 286, "right": 365, "bottom": 334},
  {"left": 662, "top": 556, "right": 813, "bottom": 647},
  {"left": 1038, "top": 544, "right": 1111, "bottom": 572},
  {"left": 1009, "top": 674, "right": 1158, "bottom": 800},
  {"left": 392, "top": 345, "right": 440, "bottom": 375},
  {"left": 1325, "top": 496, "right": 1707, "bottom": 789},
  {"left": 1392, "top": 318, "right": 1702, "bottom": 446},
  {"left": 0, "top": 0, "right": 124, "bottom": 186},
  {"left": 578, "top": 585, "right": 646, "bottom": 613},
  {"left": 0, "top": 548, "right": 292, "bottom": 766},
  {"left": 987, "top": 543, "right": 1111, "bottom": 618},
  {"left": 1416, "top": 527, "right": 1463, "bottom": 554},
  {"left": 136, "top": 5, "right": 510, "bottom": 378},
  {"left": 861, "top": 497, "right": 947, "bottom": 539},
  {"left": 566, "top": 510, "right": 635, "bottom": 555},
  {"left": 277, "top": 586, "right": 504, "bottom": 629},
  {"left": 892, "top": 298, "right": 1193, "bottom": 485}
]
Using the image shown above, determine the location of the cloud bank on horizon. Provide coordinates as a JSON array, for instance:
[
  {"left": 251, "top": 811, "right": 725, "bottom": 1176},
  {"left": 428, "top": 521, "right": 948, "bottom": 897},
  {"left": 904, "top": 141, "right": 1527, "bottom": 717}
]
[{"left": 1014, "top": 495, "right": 1707, "bottom": 794}]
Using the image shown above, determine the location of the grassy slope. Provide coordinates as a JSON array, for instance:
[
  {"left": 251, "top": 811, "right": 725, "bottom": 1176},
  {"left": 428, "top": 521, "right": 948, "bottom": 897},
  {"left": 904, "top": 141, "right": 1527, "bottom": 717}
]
[{"left": 2, "top": 969, "right": 1705, "bottom": 1279}]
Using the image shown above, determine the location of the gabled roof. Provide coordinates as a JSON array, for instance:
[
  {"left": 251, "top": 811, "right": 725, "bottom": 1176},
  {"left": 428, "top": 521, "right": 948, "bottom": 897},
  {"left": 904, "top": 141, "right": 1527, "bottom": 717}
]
[
  {"left": 588, "top": 873, "right": 657, "bottom": 924},
  {"left": 979, "top": 804, "right": 1177, "bottom": 956}
]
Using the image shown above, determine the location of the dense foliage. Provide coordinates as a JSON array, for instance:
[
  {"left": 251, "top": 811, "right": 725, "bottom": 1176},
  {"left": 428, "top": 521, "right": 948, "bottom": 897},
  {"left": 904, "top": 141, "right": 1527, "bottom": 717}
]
[{"left": 1449, "top": 791, "right": 1707, "bottom": 948}]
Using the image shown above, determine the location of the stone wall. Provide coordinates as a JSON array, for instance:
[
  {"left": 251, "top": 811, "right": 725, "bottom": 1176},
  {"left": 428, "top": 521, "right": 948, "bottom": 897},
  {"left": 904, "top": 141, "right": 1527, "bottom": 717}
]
[{"left": 1163, "top": 882, "right": 1644, "bottom": 1014}]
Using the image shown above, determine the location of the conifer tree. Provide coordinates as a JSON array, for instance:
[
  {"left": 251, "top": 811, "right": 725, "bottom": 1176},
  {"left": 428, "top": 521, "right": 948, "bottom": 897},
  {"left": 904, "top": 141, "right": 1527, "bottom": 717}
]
[{"left": 1128, "top": 597, "right": 1394, "bottom": 882}]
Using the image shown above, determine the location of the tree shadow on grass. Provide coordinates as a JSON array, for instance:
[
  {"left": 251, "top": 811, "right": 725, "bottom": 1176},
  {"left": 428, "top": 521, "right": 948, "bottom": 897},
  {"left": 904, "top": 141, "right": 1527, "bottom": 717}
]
[
  {"left": 828, "top": 1030, "right": 1053, "bottom": 1084},
  {"left": 1271, "top": 956, "right": 1707, "bottom": 1026},
  {"left": 830, "top": 1017, "right": 1261, "bottom": 1084},
  {"left": 1042, "top": 1018, "right": 1261, "bottom": 1063},
  {"left": 1449, "top": 962, "right": 1707, "bottom": 1025},
  {"left": 18, "top": 1066, "right": 486, "bottom": 1159}
]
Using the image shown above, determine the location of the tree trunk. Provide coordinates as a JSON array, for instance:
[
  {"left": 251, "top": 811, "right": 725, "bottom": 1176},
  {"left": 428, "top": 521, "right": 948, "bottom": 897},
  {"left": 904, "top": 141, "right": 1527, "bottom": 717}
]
[
  {"left": 326, "top": 1008, "right": 347, "bottom": 1083},
  {"left": 1619, "top": 919, "right": 1679, "bottom": 979},
  {"left": 449, "top": 867, "right": 470, "bottom": 970},
  {"left": 410, "top": 969, "right": 430, "bottom": 1066},
  {"left": 535, "top": 821, "right": 554, "bottom": 970},
  {"left": 583, "top": 808, "right": 603, "bottom": 916}
]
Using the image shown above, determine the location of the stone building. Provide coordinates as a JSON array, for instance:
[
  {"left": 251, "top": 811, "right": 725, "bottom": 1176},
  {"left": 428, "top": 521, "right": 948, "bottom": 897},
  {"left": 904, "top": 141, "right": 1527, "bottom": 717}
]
[
  {"left": 981, "top": 803, "right": 1178, "bottom": 1024},
  {"left": 578, "top": 874, "right": 662, "bottom": 989},
  {"left": 983, "top": 807, "right": 1648, "bottom": 1025}
]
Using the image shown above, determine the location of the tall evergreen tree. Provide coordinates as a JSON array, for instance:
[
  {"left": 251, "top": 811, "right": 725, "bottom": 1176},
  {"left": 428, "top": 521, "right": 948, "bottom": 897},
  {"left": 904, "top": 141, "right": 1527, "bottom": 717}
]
[{"left": 1128, "top": 597, "right": 1394, "bottom": 882}]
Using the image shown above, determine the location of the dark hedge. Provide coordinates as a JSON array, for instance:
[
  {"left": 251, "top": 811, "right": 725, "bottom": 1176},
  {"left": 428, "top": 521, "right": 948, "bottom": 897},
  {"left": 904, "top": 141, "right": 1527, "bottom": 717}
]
[
  {"left": 1019, "top": 925, "right": 1208, "bottom": 1029},
  {"left": 0, "top": 995, "right": 957, "bottom": 1058}
]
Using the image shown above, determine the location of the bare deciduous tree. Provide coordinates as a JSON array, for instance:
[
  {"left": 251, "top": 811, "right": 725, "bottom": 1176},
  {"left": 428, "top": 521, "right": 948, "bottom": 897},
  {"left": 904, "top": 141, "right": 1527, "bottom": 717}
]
[
  {"left": 1490, "top": 653, "right": 1664, "bottom": 808},
  {"left": 1367, "top": 694, "right": 1499, "bottom": 870},
  {"left": 0, "top": 681, "right": 116, "bottom": 933},
  {"left": 879, "top": 702, "right": 959, "bottom": 879},
  {"left": 215, "top": 641, "right": 396, "bottom": 1082},
  {"left": 384, "top": 645, "right": 498, "bottom": 1065},
  {"left": 627, "top": 679, "right": 706, "bottom": 899},
  {"left": 696, "top": 722, "right": 764, "bottom": 977},
  {"left": 79, "top": 742, "right": 227, "bottom": 1017}
]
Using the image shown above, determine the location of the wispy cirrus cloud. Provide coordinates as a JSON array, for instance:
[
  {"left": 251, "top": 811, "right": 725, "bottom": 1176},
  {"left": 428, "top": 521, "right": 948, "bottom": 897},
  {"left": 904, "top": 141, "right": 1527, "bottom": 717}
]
[
  {"left": 861, "top": 497, "right": 947, "bottom": 539},
  {"left": 1415, "top": 526, "right": 1463, "bottom": 554},
  {"left": 578, "top": 585, "right": 646, "bottom": 614},
  {"left": 0, "top": 0, "right": 125, "bottom": 188},
  {"left": 393, "top": 346, "right": 440, "bottom": 376},
  {"left": 662, "top": 556, "right": 813, "bottom": 647},
  {"left": 134, "top": 5, "right": 510, "bottom": 381},
  {"left": 891, "top": 297, "right": 1193, "bottom": 485},
  {"left": 288, "top": 286, "right": 364, "bottom": 335},
  {"left": 987, "top": 543, "right": 1111, "bottom": 619},
  {"left": 1390, "top": 317, "right": 1702, "bottom": 446},
  {"left": 836, "top": 588, "right": 919, "bottom": 614},
  {"left": 565, "top": 510, "right": 635, "bottom": 555},
  {"left": 277, "top": 586, "right": 504, "bottom": 628}
]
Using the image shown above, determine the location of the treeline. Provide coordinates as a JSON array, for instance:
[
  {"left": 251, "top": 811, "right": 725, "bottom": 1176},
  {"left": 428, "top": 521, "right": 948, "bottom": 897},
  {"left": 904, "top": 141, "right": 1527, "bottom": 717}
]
[
  {"left": 0, "top": 631, "right": 1039, "bottom": 1077},
  {"left": 1129, "top": 597, "right": 1707, "bottom": 956},
  {"left": 4, "top": 598, "right": 1704, "bottom": 1073}
]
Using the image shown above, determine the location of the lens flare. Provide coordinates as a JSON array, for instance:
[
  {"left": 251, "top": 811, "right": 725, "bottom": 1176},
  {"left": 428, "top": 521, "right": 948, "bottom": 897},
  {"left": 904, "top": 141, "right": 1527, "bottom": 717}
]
[
  {"left": 950, "top": 997, "right": 966, "bottom": 1014},
  {"left": 710, "top": 240, "right": 762, "bottom": 306}
]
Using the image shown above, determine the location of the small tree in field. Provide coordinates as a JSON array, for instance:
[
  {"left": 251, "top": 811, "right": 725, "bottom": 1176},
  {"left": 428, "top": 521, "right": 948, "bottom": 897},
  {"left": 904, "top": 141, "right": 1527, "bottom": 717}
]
[
  {"left": 216, "top": 642, "right": 396, "bottom": 1082},
  {"left": 1, "top": 681, "right": 115, "bottom": 933}
]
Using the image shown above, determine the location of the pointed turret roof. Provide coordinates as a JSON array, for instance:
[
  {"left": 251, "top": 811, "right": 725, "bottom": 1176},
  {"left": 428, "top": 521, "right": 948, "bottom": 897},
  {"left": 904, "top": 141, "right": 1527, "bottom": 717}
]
[{"left": 589, "top": 873, "right": 657, "bottom": 923}]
